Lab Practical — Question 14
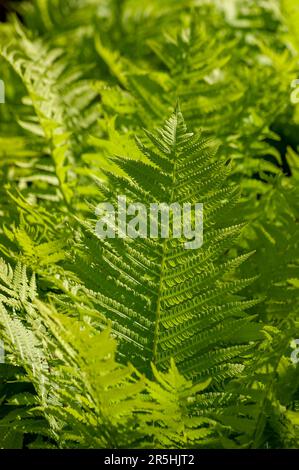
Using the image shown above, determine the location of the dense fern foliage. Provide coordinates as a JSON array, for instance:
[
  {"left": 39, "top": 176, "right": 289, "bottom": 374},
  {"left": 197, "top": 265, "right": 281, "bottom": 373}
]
[{"left": 0, "top": 0, "right": 298, "bottom": 449}]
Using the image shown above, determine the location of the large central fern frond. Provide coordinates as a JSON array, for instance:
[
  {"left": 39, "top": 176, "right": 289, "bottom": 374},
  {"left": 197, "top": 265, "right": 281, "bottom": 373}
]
[{"left": 73, "top": 107, "right": 261, "bottom": 378}]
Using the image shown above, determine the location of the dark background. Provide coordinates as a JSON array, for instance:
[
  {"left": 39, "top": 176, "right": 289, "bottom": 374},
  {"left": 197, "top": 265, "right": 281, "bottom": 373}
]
[{"left": 0, "top": 0, "right": 21, "bottom": 22}]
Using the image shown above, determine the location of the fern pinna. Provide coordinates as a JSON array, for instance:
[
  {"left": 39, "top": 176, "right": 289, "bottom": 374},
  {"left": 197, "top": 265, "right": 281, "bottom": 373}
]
[{"left": 73, "top": 107, "right": 261, "bottom": 379}]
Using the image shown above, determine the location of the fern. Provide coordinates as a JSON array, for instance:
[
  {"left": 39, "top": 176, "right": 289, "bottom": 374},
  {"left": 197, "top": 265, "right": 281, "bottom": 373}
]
[
  {"left": 0, "top": 0, "right": 299, "bottom": 450},
  {"left": 71, "top": 107, "right": 261, "bottom": 379},
  {"left": 0, "top": 273, "right": 219, "bottom": 449}
]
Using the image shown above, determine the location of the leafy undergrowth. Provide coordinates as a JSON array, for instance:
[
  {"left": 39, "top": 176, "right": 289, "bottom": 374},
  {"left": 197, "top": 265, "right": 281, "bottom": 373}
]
[{"left": 0, "top": 0, "right": 299, "bottom": 449}]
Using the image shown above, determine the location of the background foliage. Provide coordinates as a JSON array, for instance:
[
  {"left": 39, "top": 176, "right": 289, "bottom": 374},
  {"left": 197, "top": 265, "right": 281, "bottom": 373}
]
[{"left": 0, "top": 0, "right": 299, "bottom": 449}]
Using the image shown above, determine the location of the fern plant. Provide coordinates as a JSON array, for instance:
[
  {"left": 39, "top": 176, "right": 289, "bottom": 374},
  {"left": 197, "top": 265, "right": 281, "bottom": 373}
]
[
  {"left": 0, "top": 0, "right": 299, "bottom": 450},
  {"left": 71, "top": 106, "right": 261, "bottom": 380},
  {"left": 0, "top": 262, "right": 221, "bottom": 449}
]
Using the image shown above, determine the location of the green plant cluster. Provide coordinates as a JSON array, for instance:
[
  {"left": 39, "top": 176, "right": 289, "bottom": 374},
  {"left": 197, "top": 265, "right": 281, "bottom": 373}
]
[{"left": 0, "top": 0, "right": 299, "bottom": 449}]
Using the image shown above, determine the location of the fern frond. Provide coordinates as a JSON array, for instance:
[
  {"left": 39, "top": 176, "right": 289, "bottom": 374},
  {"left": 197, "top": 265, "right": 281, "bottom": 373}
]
[{"left": 74, "top": 107, "right": 261, "bottom": 379}]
